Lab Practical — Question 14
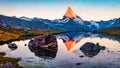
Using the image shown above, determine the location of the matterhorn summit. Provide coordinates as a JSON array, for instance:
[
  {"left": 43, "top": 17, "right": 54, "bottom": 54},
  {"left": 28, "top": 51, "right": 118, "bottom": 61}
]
[{"left": 64, "top": 6, "right": 77, "bottom": 18}]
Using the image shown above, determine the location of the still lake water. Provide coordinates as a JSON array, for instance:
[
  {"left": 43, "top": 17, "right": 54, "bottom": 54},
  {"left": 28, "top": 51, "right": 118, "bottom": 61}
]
[{"left": 0, "top": 32, "right": 120, "bottom": 68}]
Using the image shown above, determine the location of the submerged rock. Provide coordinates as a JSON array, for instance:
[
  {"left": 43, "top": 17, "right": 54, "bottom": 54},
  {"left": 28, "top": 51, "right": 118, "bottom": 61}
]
[
  {"left": 76, "top": 63, "right": 83, "bottom": 65},
  {"left": 8, "top": 43, "right": 18, "bottom": 50},
  {"left": 79, "top": 55, "right": 85, "bottom": 58},
  {"left": 24, "top": 44, "right": 27, "bottom": 46}
]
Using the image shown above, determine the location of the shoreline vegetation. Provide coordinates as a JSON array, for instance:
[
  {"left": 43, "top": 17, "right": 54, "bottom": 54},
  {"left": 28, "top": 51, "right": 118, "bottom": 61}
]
[
  {"left": 0, "top": 27, "right": 64, "bottom": 68},
  {"left": 0, "top": 52, "right": 21, "bottom": 68},
  {"left": 94, "top": 27, "right": 120, "bottom": 38},
  {"left": 0, "top": 26, "right": 120, "bottom": 45},
  {"left": 0, "top": 26, "right": 64, "bottom": 45}
]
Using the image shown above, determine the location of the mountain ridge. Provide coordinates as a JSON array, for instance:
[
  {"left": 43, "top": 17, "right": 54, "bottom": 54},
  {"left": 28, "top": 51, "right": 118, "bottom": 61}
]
[
  {"left": 0, "top": 6, "right": 120, "bottom": 31},
  {"left": 0, "top": 14, "right": 120, "bottom": 31}
]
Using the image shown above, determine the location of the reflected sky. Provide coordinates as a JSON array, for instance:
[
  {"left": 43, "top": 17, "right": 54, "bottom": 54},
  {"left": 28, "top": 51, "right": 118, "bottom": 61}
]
[
  {"left": 0, "top": 32, "right": 120, "bottom": 67},
  {"left": 57, "top": 32, "right": 120, "bottom": 52}
]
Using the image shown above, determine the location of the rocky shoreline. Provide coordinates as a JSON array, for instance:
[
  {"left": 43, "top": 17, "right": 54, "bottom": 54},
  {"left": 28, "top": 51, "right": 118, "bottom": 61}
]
[
  {"left": 0, "top": 52, "right": 22, "bottom": 68},
  {"left": 0, "top": 30, "right": 64, "bottom": 45}
]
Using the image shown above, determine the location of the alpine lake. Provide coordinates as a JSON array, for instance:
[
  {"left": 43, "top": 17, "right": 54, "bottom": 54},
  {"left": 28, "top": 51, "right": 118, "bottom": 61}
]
[{"left": 0, "top": 32, "right": 120, "bottom": 68}]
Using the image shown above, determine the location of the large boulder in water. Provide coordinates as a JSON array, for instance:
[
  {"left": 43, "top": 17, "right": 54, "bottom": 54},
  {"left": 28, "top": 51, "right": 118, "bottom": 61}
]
[
  {"left": 28, "top": 34, "right": 58, "bottom": 58},
  {"left": 80, "top": 42, "right": 105, "bottom": 57}
]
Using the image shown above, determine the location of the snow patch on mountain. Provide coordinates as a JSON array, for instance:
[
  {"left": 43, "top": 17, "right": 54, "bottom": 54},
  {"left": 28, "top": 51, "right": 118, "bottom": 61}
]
[
  {"left": 54, "top": 18, "right": 70, "bottom": 23},
  {"left": 20, "top": 16, "right": 31, "bottom": 21},
  {"left": 90, "top": 20, "right": 99, "bottom": 28},
  {"left": 73, "top": 17, "right": 84, "bottom": 24}
]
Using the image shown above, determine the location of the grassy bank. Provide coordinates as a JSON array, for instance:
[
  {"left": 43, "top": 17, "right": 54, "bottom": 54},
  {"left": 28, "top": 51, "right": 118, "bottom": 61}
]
[
  {"left": 0, "top": 26, "right": 64, "bottom": 45},
  {"left": 29, "top": 30, "right": 64, "bottom": 35},
  {"left": 0, "top": 26, "right": 26, "bottom": 43},
  {"left": 0, "top": 52, "right": 21, "bottom": 68},
  {"left": 94, "top": 27, "right": 120, "bottom": 37}
]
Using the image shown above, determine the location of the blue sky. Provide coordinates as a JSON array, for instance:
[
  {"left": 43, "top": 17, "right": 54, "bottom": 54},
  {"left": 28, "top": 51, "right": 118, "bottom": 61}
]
[
  {"left": 1, "top": 0, "right": 120, "bottom": 5},
  {"left": 0, "top": 0, "right": 120, "bottom": 20}
]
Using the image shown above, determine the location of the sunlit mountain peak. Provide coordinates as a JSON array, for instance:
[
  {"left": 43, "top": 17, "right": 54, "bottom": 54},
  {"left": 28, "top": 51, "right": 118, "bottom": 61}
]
[{"left": 64, "top": 6, "right": 77, "bottom": 18}]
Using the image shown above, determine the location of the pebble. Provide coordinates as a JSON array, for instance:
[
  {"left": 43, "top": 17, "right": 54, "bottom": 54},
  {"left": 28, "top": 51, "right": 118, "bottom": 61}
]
[
  {"left": 79, "top": 55, "right": 85, "bottom": 58},
  {"left": 76, "top": 63, "right": 83, "bottom": 65}
]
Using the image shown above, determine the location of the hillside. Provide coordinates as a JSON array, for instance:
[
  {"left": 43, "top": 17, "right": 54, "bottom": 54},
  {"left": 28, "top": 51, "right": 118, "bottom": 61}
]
[
  {"left": 0, "top": 26, "right": 63, "bottom": 44},
  {"left": 94, "top": 27, "right": 120, "bottom": 37},
  {"left": 0, "top": 26, "right": 29, "bottom": 45}
]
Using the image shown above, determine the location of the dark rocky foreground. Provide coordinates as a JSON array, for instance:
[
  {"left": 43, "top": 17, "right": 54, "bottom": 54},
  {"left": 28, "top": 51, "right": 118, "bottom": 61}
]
[{"left": 0, "top": 52, "right": 21, "bottom": 68}]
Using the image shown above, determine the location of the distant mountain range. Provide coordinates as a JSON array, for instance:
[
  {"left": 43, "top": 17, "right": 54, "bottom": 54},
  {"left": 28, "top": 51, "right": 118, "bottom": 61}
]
[
  {"left": 0, "top": 15, "right": 53, "bottom": 30},
  {"left": 0, "top": 6, "right": 120, "bottom": 31}
]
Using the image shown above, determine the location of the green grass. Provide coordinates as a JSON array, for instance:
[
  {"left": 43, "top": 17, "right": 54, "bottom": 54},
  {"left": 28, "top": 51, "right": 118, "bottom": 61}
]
[
  {"left": 0, "top": 31, "right": 19, "bottom": 41},
  {"left": 0, "top": 26, "right": 64, "bottom": 44},
  {"left": 29, "top": 30, "right": 64, "bottom": 35},
  {"left": 94, "top": 27, "right": 120, "bottom": 37}
]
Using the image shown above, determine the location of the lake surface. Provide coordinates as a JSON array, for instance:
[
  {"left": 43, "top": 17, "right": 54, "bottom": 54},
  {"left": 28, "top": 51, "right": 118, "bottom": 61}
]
[{"left": 0, "top": 32, "right": 120, "bottom": 68}]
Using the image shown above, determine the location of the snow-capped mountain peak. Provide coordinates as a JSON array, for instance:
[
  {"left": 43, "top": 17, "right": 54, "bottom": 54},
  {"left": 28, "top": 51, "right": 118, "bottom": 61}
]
[{"left": 20, "top": 16, "right": 31, "bottom": 21}]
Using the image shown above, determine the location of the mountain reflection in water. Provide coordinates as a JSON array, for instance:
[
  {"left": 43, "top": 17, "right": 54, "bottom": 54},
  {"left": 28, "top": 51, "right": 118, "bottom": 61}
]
[
  {"left": 57, "top": 32, "right": 84, "bottom": 51},
  {"left": 0, "top": 32, "right": 120, "bottom": 68}
]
